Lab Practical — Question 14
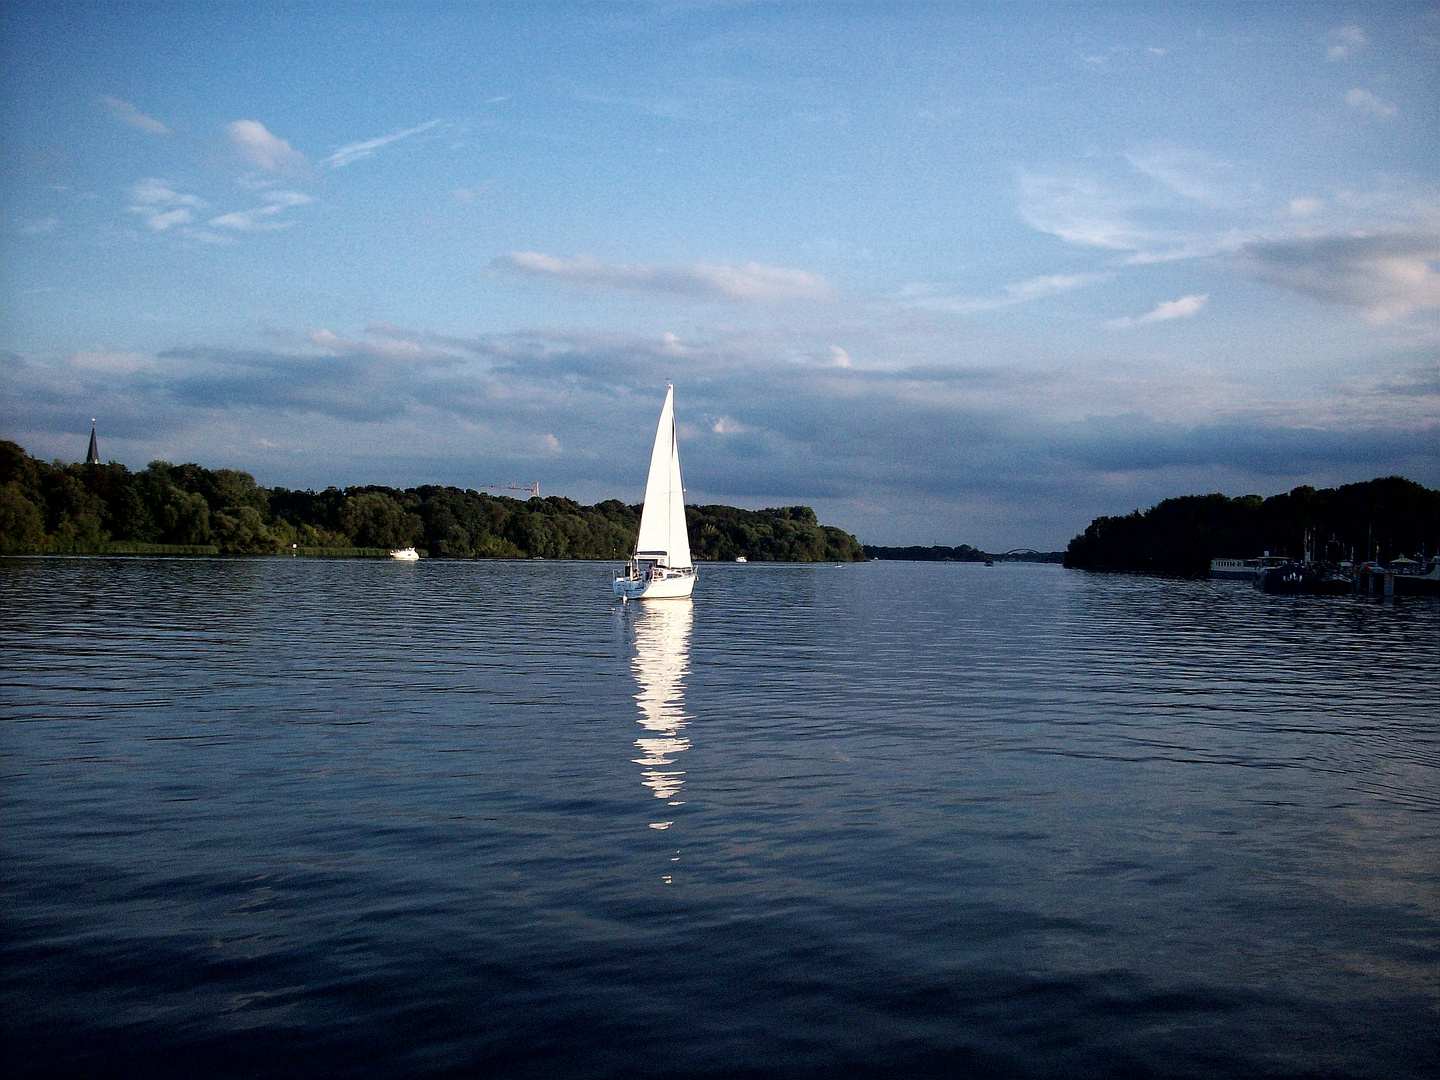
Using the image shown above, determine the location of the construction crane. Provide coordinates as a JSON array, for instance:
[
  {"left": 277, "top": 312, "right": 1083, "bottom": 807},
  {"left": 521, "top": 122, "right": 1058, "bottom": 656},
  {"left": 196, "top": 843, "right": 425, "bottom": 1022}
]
[{"left": 475, "top": 481, "right": 540, "bottom": 499}]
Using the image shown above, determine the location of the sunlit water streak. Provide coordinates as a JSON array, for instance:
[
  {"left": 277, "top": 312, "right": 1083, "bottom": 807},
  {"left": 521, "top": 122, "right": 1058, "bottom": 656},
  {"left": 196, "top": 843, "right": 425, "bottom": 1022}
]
[{"left": 2, "top": 557, "right": 1437, "bottom": 1078}]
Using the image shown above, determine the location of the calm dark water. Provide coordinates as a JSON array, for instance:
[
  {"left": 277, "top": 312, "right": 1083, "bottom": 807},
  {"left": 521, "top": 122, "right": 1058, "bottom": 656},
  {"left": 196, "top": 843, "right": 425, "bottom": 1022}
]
[{"left": 3, "top": 557, "right": 1437, "bottom": 1078}]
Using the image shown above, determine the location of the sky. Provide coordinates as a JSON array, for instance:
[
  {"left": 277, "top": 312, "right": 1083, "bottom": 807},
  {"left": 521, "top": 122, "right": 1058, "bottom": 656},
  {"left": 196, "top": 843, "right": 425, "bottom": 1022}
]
[{"left": 2, "top": 1, "right": 1437, "bottom": 549}]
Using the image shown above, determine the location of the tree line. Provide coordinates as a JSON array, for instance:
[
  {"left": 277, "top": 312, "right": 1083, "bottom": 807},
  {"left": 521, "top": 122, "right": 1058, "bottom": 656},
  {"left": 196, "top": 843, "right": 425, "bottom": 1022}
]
[
  {"left": 0, "top": 441, "right": 864, "bottom": 561},
  {"left": 861, "top": 545, "right": 1065, "bottom": 563},
  {"left": 1062, "top": 476, "right": 1440, "bottom": 577},
  {"left": 862, "top": 543, "right": 989, "bottom": 562}
]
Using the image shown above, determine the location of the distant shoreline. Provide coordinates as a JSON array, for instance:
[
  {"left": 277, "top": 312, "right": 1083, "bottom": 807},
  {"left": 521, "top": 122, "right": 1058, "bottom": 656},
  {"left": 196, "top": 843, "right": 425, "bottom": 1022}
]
[
  {"left": 863, "top": 544, "right": 1064, "bottom": 564},
  {"left": 1063, "top": 477, "right": 1439, "bottom": 578},
  {"left": 0, "top": 441, "right": 865, "bottom": 562},
  {"left": 5, "top": 549, "right": 871, "bottom": 562}
]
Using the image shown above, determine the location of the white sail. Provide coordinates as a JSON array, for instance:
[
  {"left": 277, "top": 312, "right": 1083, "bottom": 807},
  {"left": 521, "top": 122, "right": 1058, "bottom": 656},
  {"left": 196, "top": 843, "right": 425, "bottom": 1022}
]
[{"left": 634, "top": 385, "right": 692, "bottom": 569}]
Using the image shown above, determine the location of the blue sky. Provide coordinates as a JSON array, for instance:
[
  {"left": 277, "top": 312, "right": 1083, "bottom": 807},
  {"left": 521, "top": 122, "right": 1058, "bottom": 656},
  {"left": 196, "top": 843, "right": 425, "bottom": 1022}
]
[{"left": 2, "top": 2, "right": 1437, "bottom": 548}]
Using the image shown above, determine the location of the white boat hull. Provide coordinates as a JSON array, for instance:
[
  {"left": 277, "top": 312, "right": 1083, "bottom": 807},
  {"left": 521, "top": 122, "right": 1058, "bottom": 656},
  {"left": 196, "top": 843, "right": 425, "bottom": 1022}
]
[{"left": 614, "top": 568, "right": 696, "bottom": 600}]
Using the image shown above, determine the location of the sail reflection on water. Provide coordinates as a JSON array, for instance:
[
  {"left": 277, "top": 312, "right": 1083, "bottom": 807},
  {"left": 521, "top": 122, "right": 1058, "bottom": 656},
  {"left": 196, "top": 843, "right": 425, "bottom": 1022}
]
[{"left": 627, "top": 600, "right": 694, "bottom": 830}]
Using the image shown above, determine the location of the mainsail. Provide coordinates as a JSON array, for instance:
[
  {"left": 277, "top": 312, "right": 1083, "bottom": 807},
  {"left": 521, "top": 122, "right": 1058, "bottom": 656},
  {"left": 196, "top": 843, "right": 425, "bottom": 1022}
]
[{"left": 634, "top": 385, "right": 692, "bottom": 569}]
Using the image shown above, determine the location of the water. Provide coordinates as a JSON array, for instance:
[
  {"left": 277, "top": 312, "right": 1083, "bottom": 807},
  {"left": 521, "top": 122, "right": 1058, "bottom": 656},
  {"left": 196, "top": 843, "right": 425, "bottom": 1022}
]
[{"left": 3, "top": 558, "right": 1437, "bottom": 1078}]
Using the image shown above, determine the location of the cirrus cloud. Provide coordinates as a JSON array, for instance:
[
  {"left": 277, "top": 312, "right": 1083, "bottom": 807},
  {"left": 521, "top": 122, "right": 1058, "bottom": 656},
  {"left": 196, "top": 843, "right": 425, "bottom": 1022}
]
[
  {"left": 208, "top": 189, "right": 312, "bottom": 232},
  {"left": 322, "top": 119, "right": 442, "bottom": 168},
  {"left": 101, "top": 96, "right": 171, "bottom": 136},
  {"left": 1106, "top": 294, "right": 1209, "bottom": 329},
  {"left": 127, "top": 178, "right": 206, "bottom": 232},
  {"left": 497, "top": 251, "right": 834, "bottom": 303}
]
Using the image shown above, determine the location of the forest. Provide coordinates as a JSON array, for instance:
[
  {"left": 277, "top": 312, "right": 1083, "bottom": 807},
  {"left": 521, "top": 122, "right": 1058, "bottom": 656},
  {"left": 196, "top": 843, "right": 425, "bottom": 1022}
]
[
  {"left": 1063, "top": 476, "right": 1440, "bottom": 577},
  {"left": 0, "top": 441, "right": 865, "bottom": 562}
]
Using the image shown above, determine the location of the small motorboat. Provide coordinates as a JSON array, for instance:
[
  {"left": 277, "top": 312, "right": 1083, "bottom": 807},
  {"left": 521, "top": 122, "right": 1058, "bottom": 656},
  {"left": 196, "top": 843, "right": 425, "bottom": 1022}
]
[
  {"left": 390, "top": 547, "right": 420, "bottom": 561},
  {"left": 735, "top": 556, "right": 747, "bottom": 563}
]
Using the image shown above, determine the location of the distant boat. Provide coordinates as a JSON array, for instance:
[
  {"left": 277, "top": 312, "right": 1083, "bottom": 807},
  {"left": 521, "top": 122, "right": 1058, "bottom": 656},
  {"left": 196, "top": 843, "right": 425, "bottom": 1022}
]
[
  {"left": 735, "top": 556, "right": 747, "bottom": 563},
  {"left": 390, "top": 547, "right": 420, "bottom": 561},
  {"left": 1211, "top": 556, "right": 1288, "bottom": 581},
  {"left": 614, "top": 385, "right": 696, "bottom": 600}
]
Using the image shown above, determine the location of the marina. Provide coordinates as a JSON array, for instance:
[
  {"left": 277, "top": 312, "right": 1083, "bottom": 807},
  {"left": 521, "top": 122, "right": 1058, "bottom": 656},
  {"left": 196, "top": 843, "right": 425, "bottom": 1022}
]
[{"left": 1211, "top": 555, "right": 1440, "bottom": 596}]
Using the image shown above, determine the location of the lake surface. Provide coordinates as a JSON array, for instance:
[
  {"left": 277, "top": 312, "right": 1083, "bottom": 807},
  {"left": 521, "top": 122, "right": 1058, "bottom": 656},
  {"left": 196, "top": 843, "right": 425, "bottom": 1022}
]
[{"left": 3, "top": 557, "right": 1437, "bottom": 1078}]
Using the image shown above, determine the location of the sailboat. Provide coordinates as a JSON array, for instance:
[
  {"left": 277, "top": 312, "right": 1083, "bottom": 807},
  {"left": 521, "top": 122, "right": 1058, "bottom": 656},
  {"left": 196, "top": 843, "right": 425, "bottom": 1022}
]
[{"left": 614, "top": 385, "right": 696, "bottom": 600}]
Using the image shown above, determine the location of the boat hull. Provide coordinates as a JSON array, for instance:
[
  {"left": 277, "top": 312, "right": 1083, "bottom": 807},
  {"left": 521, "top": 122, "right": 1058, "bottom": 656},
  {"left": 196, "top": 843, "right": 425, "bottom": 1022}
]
[{"left": 614, "top": 569, "right": 696, "bottom": 600}]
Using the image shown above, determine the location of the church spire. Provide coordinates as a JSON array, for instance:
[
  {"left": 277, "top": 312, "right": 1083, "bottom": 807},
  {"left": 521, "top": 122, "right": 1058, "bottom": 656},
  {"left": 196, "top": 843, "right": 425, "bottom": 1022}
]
[{"left": 86, "top": 419, "right": 100, "bottom": 465}]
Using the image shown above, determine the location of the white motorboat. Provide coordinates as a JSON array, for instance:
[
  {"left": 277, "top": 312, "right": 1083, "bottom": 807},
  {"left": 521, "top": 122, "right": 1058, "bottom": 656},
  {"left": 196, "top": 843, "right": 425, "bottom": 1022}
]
[
  {"left": 1210, "top": 555, "right": 1287, "bottom": 580},
  {"left": 389, "top": 547, "right": 420, "bottom": 561},
  {"left": 614, "top": 385, "right": 696, "bottom": 600}
]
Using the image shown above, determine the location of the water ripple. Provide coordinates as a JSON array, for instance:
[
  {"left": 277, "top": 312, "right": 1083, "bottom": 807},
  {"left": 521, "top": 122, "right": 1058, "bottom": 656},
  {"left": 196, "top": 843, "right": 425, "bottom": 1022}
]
[{"left": 2, "top": 557, "right": 1437, "bottom": 1078}]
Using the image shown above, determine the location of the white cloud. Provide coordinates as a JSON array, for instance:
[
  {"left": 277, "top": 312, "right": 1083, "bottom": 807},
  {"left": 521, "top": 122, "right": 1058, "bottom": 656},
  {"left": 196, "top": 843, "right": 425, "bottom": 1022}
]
[
  {"left": 1018, "top": 153, "right": 1440, "bottom": 275},
  {"left": 1004, "top": 273, "right": 1105, "bottom": 301},
  {"left": 498, "top": 251, "right": 833, "bottom": 302},
  {"left": 322, "top": 119, "right": 442, "bottom": 168},
  {"left": 1345, "top": 88, "right": 1397, "bottom": 117},
  {"left": 1327, "top": 26, "right": 1367, "bottom": 60},
  {"left": 1125, "top": 147, "right": 1234, "bottom": 204},
  {"left": 227, "top": 120, "right": 309, "bottom": 173},
  {"left": 131, "top": 179, "right": 205, "bottom": 208},
  {"left": 828, "top": 346, "right": 853, "bottom": 368},
  {"left": 127, "top": 179, "right": 207, "bottom": 231},
  {"left": 305, "top": 326, "right": 460, "bottom": 365},
  {"left": 101, "top": 96, "right": 171, "bottom": 135},
  {"left": 1106, "top": 294, "right": 1208, "bottom": 329},
  {"left": 897, "top": 272, "right": 1106, "bottom": 314},
  {"left": 712, "top": 417, "right": 746, "bottom": 435},
  {"left": 1016, "top": 170, "right": 1149, "bottom": 251},
  {"left": 124, "top": 178, "right": 308, "bottom": 240},
  {"left": 145, "top": 208, "right": 194, "bottom": 231},
  {"left": 1143, "top": 294, "right": 1208, "bottom": 321},
  {"left": 18, "top": 217, "right": 59, "bottom": 235},
  {"left": 208, "top": 190, "right": 312, "bottom": 232},
  {"left": 1242, "top": 232, "right": 1440, "bottom": 325}
]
